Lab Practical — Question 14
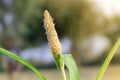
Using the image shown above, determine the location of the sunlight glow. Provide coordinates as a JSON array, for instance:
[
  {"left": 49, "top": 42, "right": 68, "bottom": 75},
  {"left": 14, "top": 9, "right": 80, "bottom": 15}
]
[{"left": 91, "top": 0, "right": 120, "bottom": 16}]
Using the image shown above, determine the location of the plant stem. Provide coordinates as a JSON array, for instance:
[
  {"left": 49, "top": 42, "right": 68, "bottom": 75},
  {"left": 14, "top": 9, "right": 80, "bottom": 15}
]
[
  {"left": 61, "top": 67, "right": 67, "bottom": 80},
  {"left": 96, "top": 38, "right": 120, "bottom": 80}
]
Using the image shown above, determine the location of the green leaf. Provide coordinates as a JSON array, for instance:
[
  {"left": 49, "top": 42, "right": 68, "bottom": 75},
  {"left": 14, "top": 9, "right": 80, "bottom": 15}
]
[
  {"left": 96, "top": 38, "right": 120, "bottom": 80},
  {"left": 0, "top": 48, "right": 46, "bottom": 80},
  {"left": 61, "top": 54, "right": 80, "bottom": 80}
]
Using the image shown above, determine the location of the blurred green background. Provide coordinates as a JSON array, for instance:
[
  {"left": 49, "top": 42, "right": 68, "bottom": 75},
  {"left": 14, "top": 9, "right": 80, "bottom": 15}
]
[{"left": 0, "top": 0, "right": 120, "bottom": 80}]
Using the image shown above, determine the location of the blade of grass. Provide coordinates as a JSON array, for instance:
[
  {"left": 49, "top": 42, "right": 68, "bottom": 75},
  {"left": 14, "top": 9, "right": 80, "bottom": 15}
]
[
  {"left": 61, "top": 67, "right": 67, "bottom": 80},
  {"left": 0, "top": 47, "right": 46, "bottom": 80},
  {"left": 61, "top": 54, "right": 80, "bottom": 80},
  {"left": 96, "top": 38, "right": 120, "bottom": 80}
]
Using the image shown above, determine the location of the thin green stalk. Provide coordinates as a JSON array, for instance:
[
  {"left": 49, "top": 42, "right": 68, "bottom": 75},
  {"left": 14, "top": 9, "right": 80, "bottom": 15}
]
[
  {"left": 96, "top": 38, "right": 120, "bottom": 80},
  {"left": 0, "top": 48, "right": 46, "bottom": 80},
  {"left": 61, "top": 67, "right": 67, "bottom": 80}
]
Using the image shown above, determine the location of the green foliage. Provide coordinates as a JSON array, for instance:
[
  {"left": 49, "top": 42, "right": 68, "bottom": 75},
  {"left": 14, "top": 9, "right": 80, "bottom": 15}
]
[{"left": 61, "top": 54, "right": 80, "bottom": 80}]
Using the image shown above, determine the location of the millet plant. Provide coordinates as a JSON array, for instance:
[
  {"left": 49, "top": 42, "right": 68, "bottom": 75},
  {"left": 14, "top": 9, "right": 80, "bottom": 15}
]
[{"left": 0, "top": 10, "right": 120, "bottom": 80}]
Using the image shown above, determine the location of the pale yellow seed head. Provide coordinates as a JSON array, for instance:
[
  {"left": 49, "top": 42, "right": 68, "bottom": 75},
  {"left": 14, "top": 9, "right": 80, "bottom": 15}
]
[{"left": 44, "top": 10, "right": 62, "bottom": 58}]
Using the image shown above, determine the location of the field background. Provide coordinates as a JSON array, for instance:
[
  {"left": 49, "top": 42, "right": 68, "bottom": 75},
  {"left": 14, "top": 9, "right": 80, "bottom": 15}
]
[{"left": 0, "top": 65, "right": 120, "bottom": 80}]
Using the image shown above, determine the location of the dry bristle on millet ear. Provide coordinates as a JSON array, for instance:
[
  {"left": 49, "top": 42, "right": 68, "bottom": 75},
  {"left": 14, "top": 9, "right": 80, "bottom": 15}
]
[{"left": 43, "top": 10, "right": 62, "bottom": 58}]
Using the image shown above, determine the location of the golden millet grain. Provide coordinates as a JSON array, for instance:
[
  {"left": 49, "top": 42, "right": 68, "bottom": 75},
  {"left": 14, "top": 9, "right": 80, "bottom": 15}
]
[{"left": 44, "top": 10, "right": 62, "bottom": 58}]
